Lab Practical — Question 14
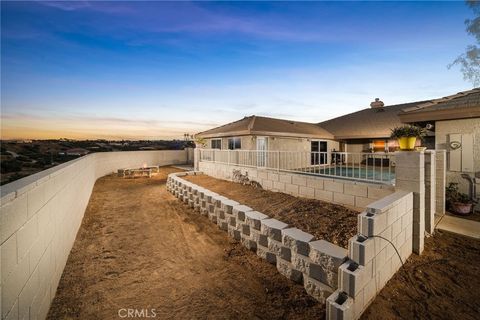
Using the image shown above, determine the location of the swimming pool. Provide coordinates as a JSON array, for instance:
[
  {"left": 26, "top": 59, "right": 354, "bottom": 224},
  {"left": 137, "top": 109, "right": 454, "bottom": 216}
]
[{"left": 307, "top": 166, "right": 395, "bottom": 183}]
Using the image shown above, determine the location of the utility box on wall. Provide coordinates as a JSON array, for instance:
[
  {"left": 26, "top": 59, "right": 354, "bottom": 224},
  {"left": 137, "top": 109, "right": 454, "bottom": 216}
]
[{"left": 448, "top": 133, "right": 474, "bottom": 172}]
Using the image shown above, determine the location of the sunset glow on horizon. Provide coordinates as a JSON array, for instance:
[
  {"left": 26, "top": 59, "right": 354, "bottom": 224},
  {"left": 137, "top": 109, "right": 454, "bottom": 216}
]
[{"left": 1, "top": 1, "right": 474, "bottom": 140}]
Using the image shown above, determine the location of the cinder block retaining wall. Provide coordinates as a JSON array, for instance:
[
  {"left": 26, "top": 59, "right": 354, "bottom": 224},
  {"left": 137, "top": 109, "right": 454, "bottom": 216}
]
[
  {"left": 327, "top": 191, "right": 413, "bottom": 319},
  {"left": 198, "top": 162, "right": 395, "bottom": 210},
  {"left": 1, "top": 150, "right": 188, "bottom": 320},
  {"left": 167, "top": 172, "right": 413, "bottom": 320}
]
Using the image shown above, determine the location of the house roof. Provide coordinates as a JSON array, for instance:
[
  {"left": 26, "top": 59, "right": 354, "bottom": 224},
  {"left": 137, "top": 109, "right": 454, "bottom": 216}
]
[
  {"left": 398, "top": 88, "right": 480, "bottom": 122},
  {"left": 318, "top": 101, "right": 428, "bottom": 140},
  {"left": 196, "top": 115, "right": 334, "bottom": 139},
  {"left": 196, "top": 89, "right": 480, "bottom": 141}
]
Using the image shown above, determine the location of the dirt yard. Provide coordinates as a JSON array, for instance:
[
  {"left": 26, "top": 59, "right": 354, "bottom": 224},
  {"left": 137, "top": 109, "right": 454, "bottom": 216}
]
[
  {"left": 183, "top": 174, "right": 360, "bottom": 248},
  {"left": 362, "top": 230, "right": 480, "bottom": 320},
  {"left": 47, "top": 167, "right": 324, "bottom": 320}
]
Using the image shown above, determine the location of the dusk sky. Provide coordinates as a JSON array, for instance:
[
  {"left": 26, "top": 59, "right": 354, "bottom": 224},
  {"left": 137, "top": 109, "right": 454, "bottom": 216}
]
[{"left": 0, "top": 1, "right": 474, "bottom": 140}]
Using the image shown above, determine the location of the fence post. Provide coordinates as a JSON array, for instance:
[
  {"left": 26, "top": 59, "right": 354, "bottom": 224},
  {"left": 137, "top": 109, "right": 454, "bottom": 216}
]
[
  {"left": 194, "top": 148, "right": 199, "bottom": 171},
  {"left": 277, "top": 151, "right": 280, "bottom": 172},
  {"left": 228, "top": 150, "right": 230, "bottom": 165},
  {"left": 395, "top": 151, "right": 425, "bottom": 254}
]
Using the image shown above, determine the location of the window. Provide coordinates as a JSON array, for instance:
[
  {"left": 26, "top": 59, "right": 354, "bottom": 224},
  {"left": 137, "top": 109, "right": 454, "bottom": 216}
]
[
  {"left": 211, "top": 139, "right": 222, "bottom": 149},
  {"left": 227, "top": 137, "right": 241, "bottom": 150},
  {"left": 311, "top": 140, "right": 327, "bottom": 165}
]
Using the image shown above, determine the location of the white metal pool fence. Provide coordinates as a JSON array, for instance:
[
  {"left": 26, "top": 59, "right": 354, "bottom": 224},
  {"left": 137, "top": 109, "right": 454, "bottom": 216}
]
[{"left": 198, "top": 149, "right": 396, "bottom": 185}]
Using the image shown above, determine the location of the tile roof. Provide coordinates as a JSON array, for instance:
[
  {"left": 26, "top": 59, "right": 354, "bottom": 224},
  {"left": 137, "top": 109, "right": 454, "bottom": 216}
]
[
  {"left": 195, "top": 89, "right": 480, "bottom": 141},
  {"left": 398, "top": 88, "right": 480, "bottom": 122},
  {"left": 196, "top": 115, "right": 334, "bottom": 139},
  {"left": 318, "top": 101, "right": 428, "bottom": 140}
]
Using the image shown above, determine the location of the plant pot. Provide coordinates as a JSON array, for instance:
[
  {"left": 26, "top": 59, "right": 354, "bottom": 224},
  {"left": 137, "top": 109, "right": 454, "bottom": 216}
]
[
  {"left": 451, "top": 202, "right": 473, "bottom": 215},
  {"left": 397, "top": 137, "right": 416, "bottom": 150}
]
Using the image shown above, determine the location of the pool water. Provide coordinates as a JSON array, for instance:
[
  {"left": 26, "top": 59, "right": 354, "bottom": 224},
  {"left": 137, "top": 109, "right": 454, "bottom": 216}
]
[{"left": 312, "top": 166, "right": 395, "bottom": 183}]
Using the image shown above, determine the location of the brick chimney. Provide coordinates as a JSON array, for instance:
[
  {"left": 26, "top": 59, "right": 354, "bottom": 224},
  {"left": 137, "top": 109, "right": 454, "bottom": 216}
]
[{"left": 370, "top": 98, "right": 384, "bottom": 108}]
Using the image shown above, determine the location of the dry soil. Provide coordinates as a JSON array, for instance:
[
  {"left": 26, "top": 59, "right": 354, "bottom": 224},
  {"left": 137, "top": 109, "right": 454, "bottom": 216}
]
[
  {"left": 47, "top": 167, "right": 324, "bottom": 320},
  {"left": 183, "top": 174, "right": 360, "bottom": 248}
]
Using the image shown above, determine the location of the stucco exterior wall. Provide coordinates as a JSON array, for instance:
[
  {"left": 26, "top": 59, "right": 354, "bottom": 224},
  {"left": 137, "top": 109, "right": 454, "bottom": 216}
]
[
  {"left": 0, "top": 150, "right": 188, "bottom": 320},
  {"left": 435, "top": 118, "right": 480, "bottom": 195},
  {"left": 203, "top": 135, "right": 338, "bottom": 153}
]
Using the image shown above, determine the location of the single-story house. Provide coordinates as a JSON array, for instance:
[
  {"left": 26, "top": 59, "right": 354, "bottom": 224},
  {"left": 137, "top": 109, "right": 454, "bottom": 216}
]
[
  {"left": 399, "top": 89, "right": 480, "bottom": 195},
  {"left": 195, "top": 115, "right": 339, "bottom": 165},
  {"left": 196, "top": 88, "right": 480, "bottom": 194}
]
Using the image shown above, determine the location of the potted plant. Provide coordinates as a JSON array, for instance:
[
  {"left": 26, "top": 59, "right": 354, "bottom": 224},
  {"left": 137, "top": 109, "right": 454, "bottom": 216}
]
[
  {"left": 390, "top": 125, "right": 425, "bottom": 151},
  {"left": 445, "top": 182, "right": 473, "bottom": 215}
]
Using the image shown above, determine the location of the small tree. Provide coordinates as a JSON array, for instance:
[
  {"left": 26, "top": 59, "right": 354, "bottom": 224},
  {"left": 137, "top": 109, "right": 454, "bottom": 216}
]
[{"left": 449, "top": 1, "right": 480, "bottom": 87}]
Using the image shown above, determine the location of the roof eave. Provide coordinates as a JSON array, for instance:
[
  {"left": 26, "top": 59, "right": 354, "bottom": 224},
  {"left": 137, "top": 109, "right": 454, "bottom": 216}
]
[
  {"left": 399, "top": 107, "right": 480, "bottom": 122},
  {"left": 196, "top": 130, "right": 334, "bottom": 140}
]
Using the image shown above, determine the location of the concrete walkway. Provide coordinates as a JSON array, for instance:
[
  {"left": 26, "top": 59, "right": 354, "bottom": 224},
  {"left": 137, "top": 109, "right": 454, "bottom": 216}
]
[{"left": 436, "top": 215, "right": 480, "bottom": 239}]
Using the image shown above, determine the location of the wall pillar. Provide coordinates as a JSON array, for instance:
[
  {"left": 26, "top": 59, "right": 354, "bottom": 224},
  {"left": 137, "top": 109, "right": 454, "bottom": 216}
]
[
  {"left": 435, "top": 150, "right": 446, "bottom": 216},
  {"left": 424, "top": 151, "right": 436, "bottom": 234},
  {"left": 395, "top": 151, "right": 425, "bottom": 254},
  {"left": 194, "top": 148, "right": 200, "bottom": 171}
]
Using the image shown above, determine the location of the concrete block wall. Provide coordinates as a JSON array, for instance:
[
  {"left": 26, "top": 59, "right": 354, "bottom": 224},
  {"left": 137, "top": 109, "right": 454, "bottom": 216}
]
[
  {"left": 424, "top": 151, "right": 436, "bottom": 234},
  {"left": 435, "top": 150, "right": 446, "bottom": 216},
  {"left": 1, "top": 150, "right": 188, "bottom": 320},
  {"left": 394, "top": 151, "right": 425, "bottom": 254},
  {"left": 167, "top": 173, "right": 414, "bottom": 320},
  {"left": 326, "top": 190, "right": 413, "bottom": 320},
  {"left": 198, "top": 162, "right": 395, "bottom": 210},
  {"left": 167, "top": 172, "right": 349, "bottom": 304}
]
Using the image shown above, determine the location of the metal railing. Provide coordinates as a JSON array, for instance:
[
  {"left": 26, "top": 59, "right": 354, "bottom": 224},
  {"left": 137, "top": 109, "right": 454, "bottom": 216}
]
[{"left": 199, "top": 149, "right": 396, "bottom": 185}]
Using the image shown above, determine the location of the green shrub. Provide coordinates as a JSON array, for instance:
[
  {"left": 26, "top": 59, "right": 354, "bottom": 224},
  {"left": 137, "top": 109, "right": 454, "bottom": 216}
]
[
  {"left": 390, "top": 125, "right": 425, "bottom": 139},
  {"left": 446, "top": 182, "right": 472, "bottom": 205}
]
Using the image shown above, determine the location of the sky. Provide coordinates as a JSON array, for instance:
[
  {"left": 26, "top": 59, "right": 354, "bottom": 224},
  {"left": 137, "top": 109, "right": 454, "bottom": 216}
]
[{"left": 0, "top": 0, "right": 475, "bottom": 140}]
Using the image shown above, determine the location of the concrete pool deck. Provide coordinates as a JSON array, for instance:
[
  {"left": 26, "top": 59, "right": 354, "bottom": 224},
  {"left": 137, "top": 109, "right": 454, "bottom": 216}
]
[{"left": 436, "top": 214, "right": 480, "bottom": 239}]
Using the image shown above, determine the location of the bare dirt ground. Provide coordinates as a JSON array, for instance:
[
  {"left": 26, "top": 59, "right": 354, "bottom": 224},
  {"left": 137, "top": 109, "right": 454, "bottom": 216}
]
[
  {"left": 185, "top": 175, "right": 480, "bottom": 319},
  {"left": 47, "top": 167, "right": 324, "bottom": 320},
  {"left": 183, "top": 174, "right": 359, "bottom": 248},
  {"left": 362, "top": 230, "right": 480, "bottom": 320}
]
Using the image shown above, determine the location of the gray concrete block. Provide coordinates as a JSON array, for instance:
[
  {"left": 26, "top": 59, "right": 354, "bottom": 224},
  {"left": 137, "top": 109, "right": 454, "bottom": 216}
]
[
  {"left": 348, "top": 236, "right": 375, "bottom": 266},
  {"left": 221, "top": 199, "right": 240, "bottom": 214},
  {"left": 251, "top": 230, "right": 268, "bottom": 247},
  {"left": 308, "top": 240, "right": 346, "bottom": 287},
  {"left": 326, "top": 290, "right": 354, "bottom": 320},
  {"left": 309, "top": 240, "right": 347, "bottom": 269},
  {"left": 227, "top": 225, "right": 241, "bottom": 241},
  {"left": 280, "top": 246, "right": 292, "bottom": 262},
  {"left": 338, "top": 261, "right": 366, "bottom": 298},
  {"left": 257, "top": 246, "right": 277, "bottom": 264},
  {"left": 277, "top": 257, "right": 303, "bottom": 283},
  {"left": 217, "top": 220, "right": 228, "bottom": 231},
  {"left": 304, "top": 276, "right": 334, "bottom": 303},
  {"left": 241, "top": 237, "right": 257, "bottom": 251},
  {"left": 232, "top": 205, "right": 253, "bottom": 221},
  {"left": 208, "top": 211, "right": 217, "bottom": 223},
  {"left": 217, "top": 209, "right": 226, "bottom": 220},
  {"left": 267, "top": 238, "right": 283, "bottom": 257},
  {"left": 228, "top": 216, "right": 236, "bottom": 227},
  {"left": 245, "top": 211, "right": 269, "bottom": 230},
  {"left": 261, "top": 218, "right": 289, "bottom": 242},
  {"left": 212, "top": 195, "right": 229, "bottom": 208},
  {"left": 282, "top": 228, "right": 315, "bottom": 256},
  {"left": 291, "top": 252, "right": 310, "bottom": 274},
  {"left": 241, "top": 223, "right": 250, "bottom": 236}
]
